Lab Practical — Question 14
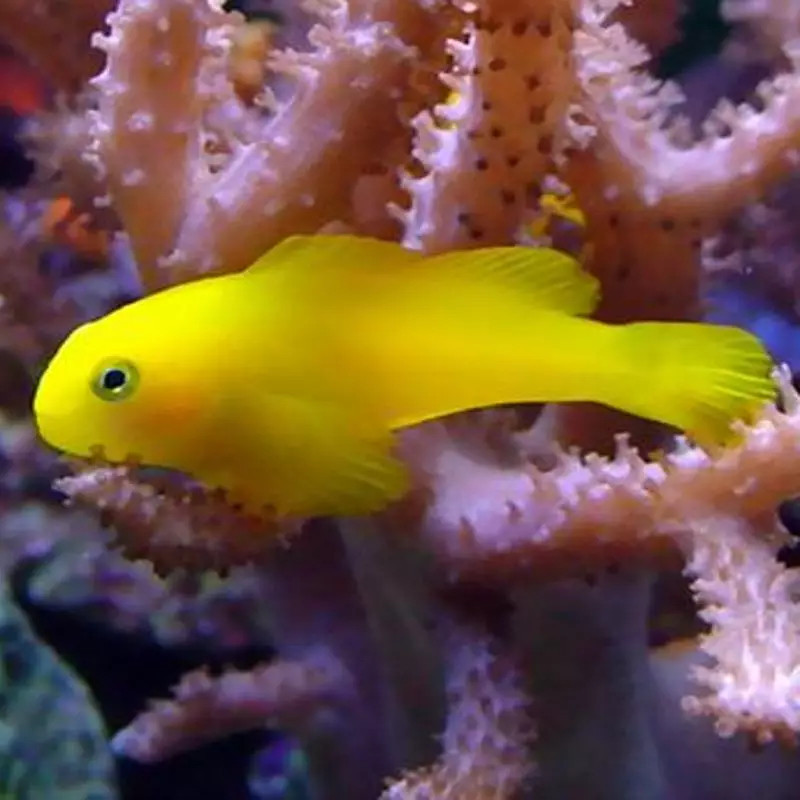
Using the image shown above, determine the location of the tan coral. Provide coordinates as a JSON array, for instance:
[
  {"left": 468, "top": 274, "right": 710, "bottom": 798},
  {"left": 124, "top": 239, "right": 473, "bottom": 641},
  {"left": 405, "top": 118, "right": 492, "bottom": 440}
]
[
  {"left": 24, "top": 93, "right": 111, "bottom": 213},
  {"left": 88, "top": 0, "right": 242, "bottom": 287},
  {"left": 15, "top": 0, "right": 800, "bottom": 777}
]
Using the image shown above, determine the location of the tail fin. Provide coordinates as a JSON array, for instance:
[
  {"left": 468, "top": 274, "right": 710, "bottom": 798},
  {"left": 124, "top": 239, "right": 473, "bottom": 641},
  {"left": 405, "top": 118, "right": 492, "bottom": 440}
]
[{"left": 606, "top": 322, "right": 775, "bottom": 447}]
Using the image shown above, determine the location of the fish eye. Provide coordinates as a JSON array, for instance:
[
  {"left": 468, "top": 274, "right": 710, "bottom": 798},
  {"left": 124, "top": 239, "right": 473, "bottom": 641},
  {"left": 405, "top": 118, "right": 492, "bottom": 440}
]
[{"left": 91, "top": 360, "right": 139, "bottom": 401}]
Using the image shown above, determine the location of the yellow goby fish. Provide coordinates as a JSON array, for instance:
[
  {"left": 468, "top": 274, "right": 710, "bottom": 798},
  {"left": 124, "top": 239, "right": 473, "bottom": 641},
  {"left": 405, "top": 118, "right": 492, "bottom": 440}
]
[{"left": 33, "top": 235, "right": 774, "bottom": 518}]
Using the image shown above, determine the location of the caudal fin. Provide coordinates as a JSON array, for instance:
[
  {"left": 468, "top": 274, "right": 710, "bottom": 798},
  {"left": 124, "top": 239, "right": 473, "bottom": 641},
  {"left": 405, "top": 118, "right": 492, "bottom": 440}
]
[{"left": 608, "top": 322, "right": 775, "bottom": 446}]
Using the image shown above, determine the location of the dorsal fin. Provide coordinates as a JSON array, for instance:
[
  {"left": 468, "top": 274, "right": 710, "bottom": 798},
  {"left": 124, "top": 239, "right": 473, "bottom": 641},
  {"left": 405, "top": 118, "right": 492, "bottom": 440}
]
[
  {"left": 245, "top": 235, "right": 599, "bottom": 316},
  {"left": 423, "top": 246, "right": 600, "bottom": 316},
  {"left": 244, "top": 234, "right": 424, "bottom": 275}
]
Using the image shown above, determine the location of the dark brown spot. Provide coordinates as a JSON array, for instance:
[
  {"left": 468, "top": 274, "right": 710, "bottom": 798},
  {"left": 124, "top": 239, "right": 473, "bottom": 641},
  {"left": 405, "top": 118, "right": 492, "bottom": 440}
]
[
  {"left": 537, "top": 20, "right": 552, "bottom": 37},
  {"left": 507, "top": 155, "right": 520, "bottom": 168},
  {"left": 529, "top": 105, "right": 546, "bottom": 124},
  {"left": 481, "top": 100, "right": 493, "bottom": 111},
  {"left": 660, "top": 218, "right": 676, "bottom": 232},
  {"left": 457, "top": 211, "right": 471, "bottom": 225},
  {"left": 525, "top": 74, "right": 541, "bottom": 91},
  {"left": 475, "top": 157, "right": 489, "bottom": 171},
  {"left": 500, "top": 188, "right": 516, "bottom": 204},
  {"left": 490, "top": 125, "right": 503, "bottom": 138},
  {"left": 608, "top": 213, "right": 619, "bottom": 228},
  {"left": 616, "top": 264, "right": 630, "bottom": 280},
  {"left": 512, "top": 19, "right": 528, "bottom": 36},
  {"left": 488, "top": 58, "right": 506, "bottom": 71},
  {"left": 537, "top": 135, "right": 553, "bottom": 155},
  {"left": 480, "top": 18, "right": 501, "bottom": 34},
  {"left": 469, "top": 227, "right": 485, "bottom": 240}
]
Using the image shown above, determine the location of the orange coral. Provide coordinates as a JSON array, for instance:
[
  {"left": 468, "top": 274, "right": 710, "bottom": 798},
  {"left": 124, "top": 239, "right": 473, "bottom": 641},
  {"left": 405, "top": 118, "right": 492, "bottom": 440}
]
[{"left": 395, "top": 0, "right": 575, "bottom": 252}]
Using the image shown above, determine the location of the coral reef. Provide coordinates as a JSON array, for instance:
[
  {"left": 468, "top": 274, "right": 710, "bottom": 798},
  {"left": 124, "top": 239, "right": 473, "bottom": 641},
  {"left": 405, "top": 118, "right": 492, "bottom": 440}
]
[{"left": 4, "top": 0, "right": 800, "bottom": 798}]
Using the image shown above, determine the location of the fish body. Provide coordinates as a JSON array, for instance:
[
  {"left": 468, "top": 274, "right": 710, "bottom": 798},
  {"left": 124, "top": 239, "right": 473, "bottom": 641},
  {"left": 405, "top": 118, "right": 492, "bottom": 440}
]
[{"left": 33, "top": 235, "right": 774, "bottom": 517}]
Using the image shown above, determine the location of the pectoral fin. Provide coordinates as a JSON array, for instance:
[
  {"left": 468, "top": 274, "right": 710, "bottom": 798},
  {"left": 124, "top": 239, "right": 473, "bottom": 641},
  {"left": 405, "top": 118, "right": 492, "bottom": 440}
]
[{"left": 245, "top": 392, "right": 410, "bottom": 518}]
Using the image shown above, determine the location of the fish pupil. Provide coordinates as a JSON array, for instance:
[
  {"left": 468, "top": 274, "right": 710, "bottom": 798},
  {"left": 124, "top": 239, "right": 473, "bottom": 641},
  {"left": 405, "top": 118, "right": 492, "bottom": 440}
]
[
  {"left": 91, "top": 359, "right": 138, "bottom": 401},
  {"left": 102, "top": 368, "right": 127, "bottom": 391}
]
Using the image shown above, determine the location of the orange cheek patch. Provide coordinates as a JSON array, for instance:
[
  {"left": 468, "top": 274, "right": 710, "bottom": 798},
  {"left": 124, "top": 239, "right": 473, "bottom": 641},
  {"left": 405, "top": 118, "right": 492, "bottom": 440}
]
[{"left": 127, "top": 392, "right": 205, "bottom": 438}]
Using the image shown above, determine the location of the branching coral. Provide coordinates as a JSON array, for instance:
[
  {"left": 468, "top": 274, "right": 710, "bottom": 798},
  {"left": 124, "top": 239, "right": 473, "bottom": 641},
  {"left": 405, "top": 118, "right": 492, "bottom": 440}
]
[
  {"left": 87, "top": 0, "right": 453, "bottom": 289},
  {"left": 403, "top": 369, "right": 800, "bottom": 744},
  {"left": 395, "top": 0, "right": 575, "bottom": 252},
  {"left": 681, "top": 513, "right": 800, "bottom": 744}
]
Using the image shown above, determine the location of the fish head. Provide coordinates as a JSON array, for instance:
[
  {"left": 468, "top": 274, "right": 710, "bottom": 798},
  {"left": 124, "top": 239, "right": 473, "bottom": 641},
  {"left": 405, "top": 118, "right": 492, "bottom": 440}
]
[{"left": 34, "top": 293, "right": 220, "bottom": 469}]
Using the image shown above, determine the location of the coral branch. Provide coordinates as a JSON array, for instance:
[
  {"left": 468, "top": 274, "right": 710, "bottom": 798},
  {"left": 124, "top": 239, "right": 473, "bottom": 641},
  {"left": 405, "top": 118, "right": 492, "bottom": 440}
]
[
  {"left": 25, "top": 98, "right": 108, "bottom": 211},
  {"left": 381, "top": 611, "right": 536, "bottom": 799},
  {"left": 398, "top": 0, "right": 576, "bottom": 252},
  {"left": 89, "top": 0, "right": 239, "bottom": 286},
  {"left": 165, "top": 1, "right": 421, "bottom": 279},
  {"left": 112, "top": 648, "right": 350, "bottom": 762},
  {"left": 555, "top": 0, "right": 800, "bottom": 462},
  {"left": 681, "top": 515, "right": 800, "bottom": 745},
  {"left": 55, "top": 465, "right": 298, "bottom": 573},
  {"left": 570, "top": 1, "right": 800, "bottom": 221},
  {"left": 88, "top": 0, "right": 450, "bottom": 288},
  {"left": 612, "top": 0, "right": 683, "bottom": 55}
]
